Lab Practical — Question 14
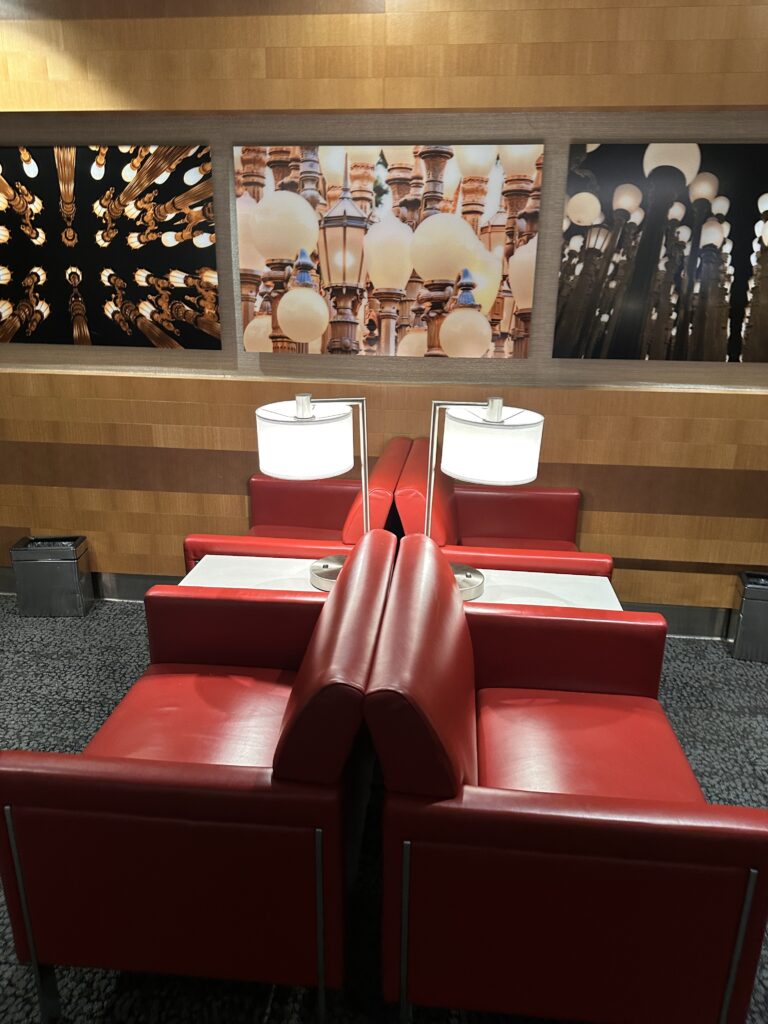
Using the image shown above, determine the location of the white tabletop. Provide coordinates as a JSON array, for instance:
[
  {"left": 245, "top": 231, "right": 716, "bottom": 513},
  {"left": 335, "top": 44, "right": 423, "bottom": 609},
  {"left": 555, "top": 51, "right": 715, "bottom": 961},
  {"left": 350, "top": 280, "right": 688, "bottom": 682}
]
[
  {"left": 181, "top": 555, "right": 318, "bottom": 592},
  {"left": 469, "top": 568, "right": 622, "bottom": 610}
]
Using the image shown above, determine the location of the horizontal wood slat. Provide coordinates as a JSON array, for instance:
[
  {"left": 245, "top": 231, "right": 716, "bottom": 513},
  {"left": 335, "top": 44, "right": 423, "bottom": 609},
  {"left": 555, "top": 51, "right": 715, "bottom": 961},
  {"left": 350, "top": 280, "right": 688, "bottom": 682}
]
[{"left": 0, "top": 5, "right": 766, "bottom": 110}]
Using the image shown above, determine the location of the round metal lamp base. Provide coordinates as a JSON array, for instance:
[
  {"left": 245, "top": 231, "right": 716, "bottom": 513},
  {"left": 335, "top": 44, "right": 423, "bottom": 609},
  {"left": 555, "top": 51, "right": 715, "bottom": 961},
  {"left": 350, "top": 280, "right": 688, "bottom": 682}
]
[
  {"left": 310, "top": 555, "right": 348, "bottom": 591},
  {"left": 450, "top": 562, "right": 485, "bottom": 601}
]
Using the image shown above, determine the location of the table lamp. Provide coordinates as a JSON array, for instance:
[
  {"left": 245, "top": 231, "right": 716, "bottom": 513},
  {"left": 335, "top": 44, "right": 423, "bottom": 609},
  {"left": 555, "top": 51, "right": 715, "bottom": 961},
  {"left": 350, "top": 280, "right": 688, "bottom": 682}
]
[
  {"left": 426, "top": 396, "right": 544, "bottom": 600},
  {"left": 255, "top": 392, "right": 369, "bottom": 590}
]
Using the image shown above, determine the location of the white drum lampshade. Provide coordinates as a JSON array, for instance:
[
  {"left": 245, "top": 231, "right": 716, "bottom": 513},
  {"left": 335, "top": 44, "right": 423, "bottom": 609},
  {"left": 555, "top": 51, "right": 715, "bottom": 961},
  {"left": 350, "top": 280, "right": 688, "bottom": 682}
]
[
  {"left": 441, "top": 406, "right": 544, "bottom": 486},
  {"left": 256, "top": 399, "right": 354, "bottom": 480}
]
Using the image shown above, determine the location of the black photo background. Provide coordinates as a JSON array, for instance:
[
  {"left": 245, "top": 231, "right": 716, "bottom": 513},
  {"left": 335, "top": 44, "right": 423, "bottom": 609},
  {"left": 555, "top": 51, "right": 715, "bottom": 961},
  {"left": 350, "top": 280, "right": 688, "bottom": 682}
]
[
  {"left": 555, "top": 143, "right": 768, "bottom": 362},
  {"left": 0, "top": 145, "right": 219, "bottom": 349}
]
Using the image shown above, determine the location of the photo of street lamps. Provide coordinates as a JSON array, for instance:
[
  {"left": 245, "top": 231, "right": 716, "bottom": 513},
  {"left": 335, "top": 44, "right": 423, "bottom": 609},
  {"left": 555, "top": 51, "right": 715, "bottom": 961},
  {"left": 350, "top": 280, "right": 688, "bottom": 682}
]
[
  {"left": 235, "top": 143, "right": 544, "bottom": 359},
  {"left": 554, "top": 143, "right": 768, "bottom": 362}
]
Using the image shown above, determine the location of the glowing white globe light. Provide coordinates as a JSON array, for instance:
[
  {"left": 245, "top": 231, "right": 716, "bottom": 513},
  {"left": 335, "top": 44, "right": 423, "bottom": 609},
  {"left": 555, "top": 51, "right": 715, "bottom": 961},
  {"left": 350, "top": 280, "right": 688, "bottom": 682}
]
[
  {"left": 507, "top": 235, "right": 538, "bottom": 310},
  {"left": 689, "top": 171, "right": 719, "bottom": 202},
  {"left": 364, "top": 215, "right": 413, "bottom": 291},
  {"left": 762, "top": 223, "right": 768, "bottom": 246},
  {"left": 411, "top": 212, "right": 477, "bottom": 281},
  {"left": 251, "top": 189, "right": 318, "bottom": 261},
  {"left": 440, "top": 307, "right": 492, "bottom": 358},
  {"left": 586, "top": 144, "right": 601, "bottom": 153},
  {"left": 758, "top": 193, "right": 768, "bottom": 215},
  {"left": 441, "top": 406, "right": 544, "bottom": 486},
  {"left": 711, "top": 195, "right": 730, "bottom": 217},
  {"left": 566, "top": 192, "right": 602, "bottom": 226},
  {"left": 397, "top": 327, "right": 427, "bottom": 356},
  {"left": 463, "top": 247, "right": 503, "bottom": 315},
  {"left": 319, "top": 146, "right": 346, "bottom": 187},
  {"left": 613, "top": 183, "right": 643, "bottom": 215},
  {"left": 498, "top": 144, "right": 542, "bottom": 177},
  {"left": 454, "top": 145, "right": 498, "bottom": 178},
  {"left": 256, "top": 400, "right": 354, "bottom": 480},
  {"left": 90, "top": 159, "right": 105, "bottom": 181},
  {"left": 676, "top": 225, "right": 692, "bottom": 244},
  {"left": 667, "top": 202, "right": 686, "bottom": 222},
  {"left": 277, "top": 286, "right": 330, "bottom": 344},
  {"left": 700, "top": 218, "right": 724, "bottom": 249},
  {"left": 442, "top": 157, "right": 461, "bottom": 200},
  {"left": 243, "top": 315, "right": 273, "bottom": 352},
  {"left": 642, "top": 143, "right": 701, "bottom": 185}
]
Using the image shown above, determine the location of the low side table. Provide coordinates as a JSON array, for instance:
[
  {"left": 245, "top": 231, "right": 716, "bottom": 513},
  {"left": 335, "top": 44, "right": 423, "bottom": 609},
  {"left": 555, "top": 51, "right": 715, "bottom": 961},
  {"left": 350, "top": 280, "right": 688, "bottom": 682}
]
[
  {"left": 180, "top": 554, "right": 319, "bottom": 592},
  {"left": 470, "top": 568, "right": 622, "bottom": 610}
]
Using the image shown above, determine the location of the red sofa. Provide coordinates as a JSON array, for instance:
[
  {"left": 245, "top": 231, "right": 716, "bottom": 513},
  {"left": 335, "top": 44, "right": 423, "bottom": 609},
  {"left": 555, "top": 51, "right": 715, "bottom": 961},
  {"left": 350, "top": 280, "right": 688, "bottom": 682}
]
[
  {"left": 0, "top": 529, "right": 397, "bottom": 1024},
  {"left": 394, "top": 437, "right": 614, "bottom": 577},
  {"left": 184, "top": 435, "right": 411, "bottom": 571},
  {"left": 364, "top": 534, "right": 768, "bottom": 1024}
]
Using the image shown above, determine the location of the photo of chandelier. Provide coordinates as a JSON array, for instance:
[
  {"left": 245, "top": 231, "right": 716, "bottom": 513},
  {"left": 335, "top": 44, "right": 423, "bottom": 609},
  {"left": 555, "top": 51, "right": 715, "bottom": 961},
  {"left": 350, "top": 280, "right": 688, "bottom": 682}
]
[
  {"left": 0, "top": 145, "right": 220, "bottom": 349},
  {"left": 234, "top": 143, "right": 544, "bottom": 358},
  {"left": 554, "top": 143, "right": 768, "bottom": 362}
]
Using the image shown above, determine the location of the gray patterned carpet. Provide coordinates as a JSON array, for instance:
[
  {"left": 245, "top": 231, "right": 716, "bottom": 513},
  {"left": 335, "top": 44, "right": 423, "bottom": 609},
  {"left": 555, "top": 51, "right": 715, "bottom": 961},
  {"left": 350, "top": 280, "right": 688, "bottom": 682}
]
[{"left": 0, "top": 594, "right": 766, "bottom": 1024}]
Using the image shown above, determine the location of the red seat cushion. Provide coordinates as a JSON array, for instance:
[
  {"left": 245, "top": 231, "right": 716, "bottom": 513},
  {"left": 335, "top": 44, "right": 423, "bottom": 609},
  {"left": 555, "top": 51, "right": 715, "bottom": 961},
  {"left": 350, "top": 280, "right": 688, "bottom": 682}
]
[
  {"left": 477, "top": 687, "right": 705, "bottom": 804},
  {"left": 84, "top": 664, "right": 295, "bottom": 768},
  {"left": 249, "top": 525, "right": 343, "bottom": 542},
  {"left": 461, "top": 536, "right": 578, "bottom": 551}
]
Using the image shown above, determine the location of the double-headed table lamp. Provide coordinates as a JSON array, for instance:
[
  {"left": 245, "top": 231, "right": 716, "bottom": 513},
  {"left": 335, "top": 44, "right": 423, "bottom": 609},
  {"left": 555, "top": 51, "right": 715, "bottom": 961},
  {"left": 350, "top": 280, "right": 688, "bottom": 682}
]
[
  {"left": 255, "top": 392, "right": 368, "bottom": 590},
  {"left": 426, "top": 397, "right": 545, "bottom": 600}
]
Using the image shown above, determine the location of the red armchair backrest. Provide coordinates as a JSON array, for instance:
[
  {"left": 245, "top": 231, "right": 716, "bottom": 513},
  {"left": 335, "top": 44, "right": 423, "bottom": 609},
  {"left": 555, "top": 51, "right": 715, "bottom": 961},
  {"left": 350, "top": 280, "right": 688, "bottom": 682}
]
[
  {"left": 341, "top": 436, "right": 412, "bottom": 543},
  {"left": 272, "top": 528, "right": 397, "bottom": 785},
  {"left": 453, "top": 485, "right": 581, "bottom": 546},
  {"left": 394, "top": 438, "right": 459, "bottom": 546},
  {"left": 365, "top": 534, "right": 477, "bottom": 799}
]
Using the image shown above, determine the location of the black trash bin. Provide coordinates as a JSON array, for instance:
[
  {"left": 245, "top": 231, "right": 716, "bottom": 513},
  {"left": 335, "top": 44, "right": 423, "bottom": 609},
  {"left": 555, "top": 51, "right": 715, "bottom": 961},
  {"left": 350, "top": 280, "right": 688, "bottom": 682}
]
[
  {"left": 10, "top": 536, "right": 95, "bottom": 617},
  {"left": 732, "top": 572, "right": 768, "bottom": 663}
]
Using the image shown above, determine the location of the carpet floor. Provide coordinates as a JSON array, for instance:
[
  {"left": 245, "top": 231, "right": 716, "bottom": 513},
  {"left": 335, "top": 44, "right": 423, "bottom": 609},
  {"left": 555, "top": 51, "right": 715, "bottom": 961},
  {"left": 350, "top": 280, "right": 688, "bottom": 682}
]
[{"left": 0, "top": 594, "right": 766, "bottom": 1024}]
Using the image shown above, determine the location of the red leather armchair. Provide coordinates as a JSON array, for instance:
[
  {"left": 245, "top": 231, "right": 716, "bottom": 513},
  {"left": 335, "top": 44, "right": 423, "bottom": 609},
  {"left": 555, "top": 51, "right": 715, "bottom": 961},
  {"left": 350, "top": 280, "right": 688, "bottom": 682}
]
[
  {"left": 184, "top": 435, "right": 411, "bottom": 571},
  {"left": 364, "top": 534, "right": 768, "bottom": 1024},
  {"left": 0, "top": 529, "right": 397, "bottom": 1024},
  {"left": 394, "top": 437, "right": 614, "bottom": 577}
]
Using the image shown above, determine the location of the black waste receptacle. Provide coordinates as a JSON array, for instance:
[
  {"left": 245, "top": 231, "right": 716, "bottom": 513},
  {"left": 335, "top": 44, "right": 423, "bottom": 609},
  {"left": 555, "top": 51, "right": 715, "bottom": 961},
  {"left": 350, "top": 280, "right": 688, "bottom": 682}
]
[
  {"left": 732, "top": 572, "right": 768, "bottom": 663},
  {"left": 10, "top": 536, "right": 95, "bottom": 617}
]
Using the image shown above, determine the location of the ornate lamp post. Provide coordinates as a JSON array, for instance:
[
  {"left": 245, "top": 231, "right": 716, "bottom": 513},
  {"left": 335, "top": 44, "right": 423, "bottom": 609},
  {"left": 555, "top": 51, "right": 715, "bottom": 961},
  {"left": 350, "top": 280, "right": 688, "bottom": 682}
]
[
  {"left": 608, "top": 143, "right": 701, "bottom": 358},
  {"left": 499, "top": 145, "right": 541, "bottom": 254},
  {"left": 419, "top": 145, "right": 453, "bottom": 219},
  {"left": 65, "top": 266, "right": 91, "bottom": 345},
  {"left": 0, "top": 266, "right": 48, "bottom": 343},
  {"left": 440, "top": 268, "right": 493, "bottom": 358},
  {"left": 277, "top": 249, "right": 330, "bottom": 348},
  {"left": 454, "top": 145, "right": 498, "bottom": 232},
  {"left": 251, "top": 188, "right": 319, "bottom": 352},
  {"left": 364, "top": 214, "right": 414, "bottom": 356},
  {"left": 383, "top": 146, "right": 415, "bottom": 220},
  {"left": 318, "top": 165, "right": 368, "bottom": 355},
  {"left": 689, "top": 217, "right": 726, "bottom": 361},
  {"left": 411, "top": 211, "right": 476, "bottom": 356}
]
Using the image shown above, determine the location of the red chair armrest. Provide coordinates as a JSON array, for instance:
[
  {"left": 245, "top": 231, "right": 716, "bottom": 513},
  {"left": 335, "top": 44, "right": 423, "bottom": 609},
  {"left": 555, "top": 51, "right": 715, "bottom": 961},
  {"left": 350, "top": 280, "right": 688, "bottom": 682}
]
[
  {"left": 183, "top": 534, "right": 353, "bottom": 571},
  {"left": 442, "top": 544, "right": 613, "bottom": 577},
  {"left": 466, "top": 603, "right": 667, "bottom": 697}
]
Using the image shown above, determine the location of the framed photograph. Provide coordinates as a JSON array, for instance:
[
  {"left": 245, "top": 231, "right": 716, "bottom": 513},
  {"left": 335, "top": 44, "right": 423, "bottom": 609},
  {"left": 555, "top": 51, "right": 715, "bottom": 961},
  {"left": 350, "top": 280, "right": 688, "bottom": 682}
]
[
  {"left": 0, "top": 145, "right": 219, "bottom": 349},
  {"left": 554, "top": 142, "right": 768, "bottom": 362},
  {"left": 235, "top": 144, "right": 544, "bottom": 360}
]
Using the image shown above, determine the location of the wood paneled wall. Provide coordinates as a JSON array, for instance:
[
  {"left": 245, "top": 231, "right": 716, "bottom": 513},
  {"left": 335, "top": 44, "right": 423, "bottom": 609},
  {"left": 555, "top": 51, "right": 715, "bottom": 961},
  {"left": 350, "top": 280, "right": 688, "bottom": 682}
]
[
  {"left": 0, "top": 0, "right": 767, "bottom": 111},
  {"left": 1, "top": 369, "right": 766, "bottom": 609}
]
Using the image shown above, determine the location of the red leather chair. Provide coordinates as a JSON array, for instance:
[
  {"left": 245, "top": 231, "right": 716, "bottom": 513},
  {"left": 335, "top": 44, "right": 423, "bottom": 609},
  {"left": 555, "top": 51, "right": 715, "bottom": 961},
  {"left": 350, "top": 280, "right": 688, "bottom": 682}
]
[
  {"left": 364, "top": 534, "right": 768, "bottom": 1024},
  {"left": 394, "top": 436, "right": 614, "bottom": 577},
  {"left": 0, "top": 529, "right": 397, "bottom": 1024},
  {"left": 184, "top": 435, "right": 411, "bottom": 571}
]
